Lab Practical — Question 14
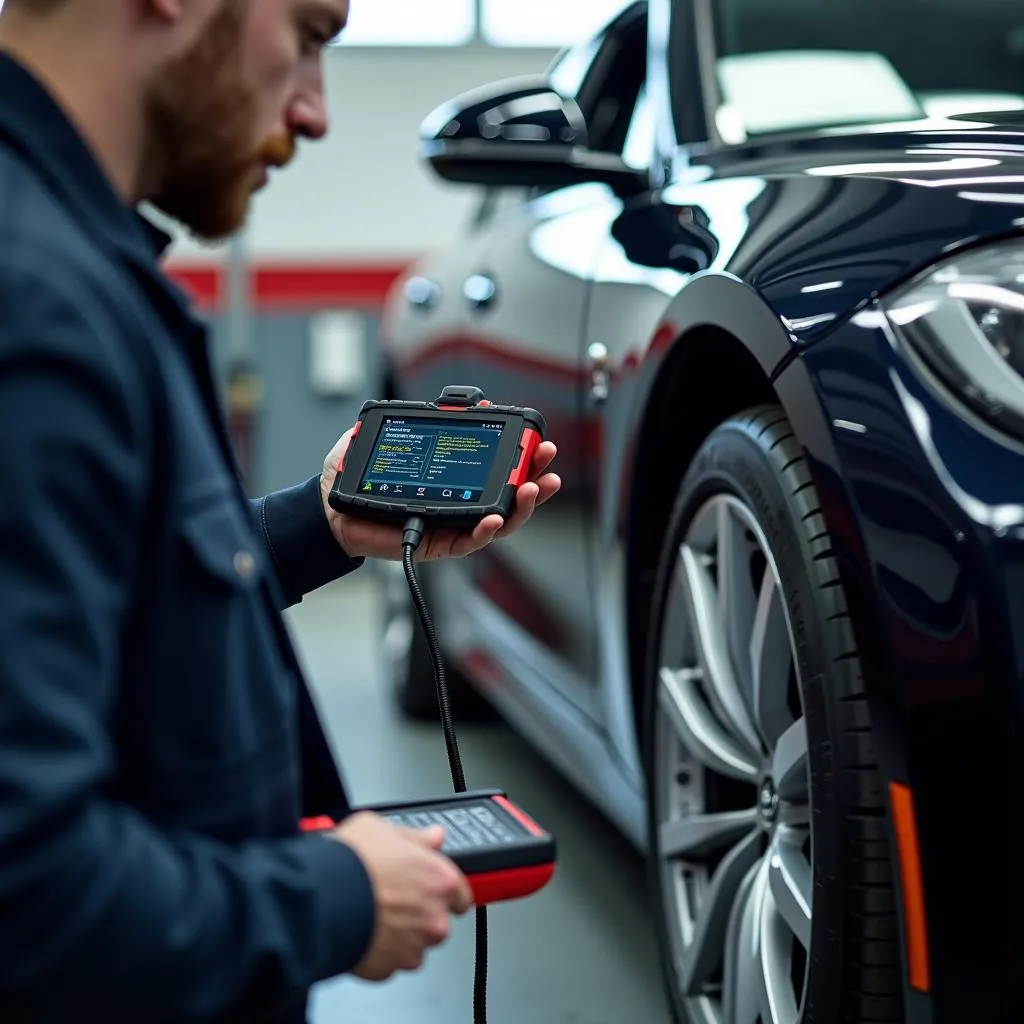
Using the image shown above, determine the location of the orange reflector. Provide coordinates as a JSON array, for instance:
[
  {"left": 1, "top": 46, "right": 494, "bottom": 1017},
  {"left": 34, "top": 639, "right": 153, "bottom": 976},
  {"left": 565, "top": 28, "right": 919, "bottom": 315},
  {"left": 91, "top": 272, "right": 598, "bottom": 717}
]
[{"left": 889, "top": 781, "right": 931, "bottom": 992}]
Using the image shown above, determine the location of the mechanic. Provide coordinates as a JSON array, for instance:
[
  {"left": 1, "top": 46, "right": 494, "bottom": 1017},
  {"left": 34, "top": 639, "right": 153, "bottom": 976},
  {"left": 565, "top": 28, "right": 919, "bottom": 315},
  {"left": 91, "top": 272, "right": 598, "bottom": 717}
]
[{"left": 0, "top": 0, "right": 561, "bottom": 1019}]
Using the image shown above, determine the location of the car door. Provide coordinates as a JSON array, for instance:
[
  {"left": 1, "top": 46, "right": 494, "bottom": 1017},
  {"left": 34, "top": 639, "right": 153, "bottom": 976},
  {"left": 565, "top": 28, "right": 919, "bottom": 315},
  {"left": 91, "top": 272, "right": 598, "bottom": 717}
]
[
  {"left": 379, "top": 220, "right": 495, "bottom": 405},
  {"left": 435, "top": 5, "right": 651, "bottom": 722}
]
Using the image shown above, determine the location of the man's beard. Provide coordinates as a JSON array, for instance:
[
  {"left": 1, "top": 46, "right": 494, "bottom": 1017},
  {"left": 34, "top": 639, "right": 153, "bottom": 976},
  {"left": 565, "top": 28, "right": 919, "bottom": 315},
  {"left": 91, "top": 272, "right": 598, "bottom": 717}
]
[{"left": 142, "top": 0, "right": 294, "bottom": 241}]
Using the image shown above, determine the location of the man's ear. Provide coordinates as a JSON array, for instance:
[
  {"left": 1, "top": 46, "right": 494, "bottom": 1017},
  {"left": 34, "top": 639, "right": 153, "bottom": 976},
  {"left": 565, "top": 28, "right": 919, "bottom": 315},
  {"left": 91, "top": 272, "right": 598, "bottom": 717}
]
[{"left": 145, "top": 0, "right": 216, "bottom": 28}]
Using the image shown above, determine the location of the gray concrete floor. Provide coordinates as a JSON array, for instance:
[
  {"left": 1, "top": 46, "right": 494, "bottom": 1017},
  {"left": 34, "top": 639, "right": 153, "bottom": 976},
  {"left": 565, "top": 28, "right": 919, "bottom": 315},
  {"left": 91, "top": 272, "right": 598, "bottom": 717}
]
[{"left": 283, "top": 573, "right": 673, "bottom": 1024}]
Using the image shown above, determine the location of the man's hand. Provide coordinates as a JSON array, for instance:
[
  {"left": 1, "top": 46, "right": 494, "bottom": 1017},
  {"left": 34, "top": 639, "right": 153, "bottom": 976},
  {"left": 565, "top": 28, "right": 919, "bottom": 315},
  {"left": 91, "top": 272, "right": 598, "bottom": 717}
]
[
  {"left": 320, "top": 426, "right": 561, "bottom": 561},
  {"left": 332, "top": 812, "right": 473, "bottom": 980}
]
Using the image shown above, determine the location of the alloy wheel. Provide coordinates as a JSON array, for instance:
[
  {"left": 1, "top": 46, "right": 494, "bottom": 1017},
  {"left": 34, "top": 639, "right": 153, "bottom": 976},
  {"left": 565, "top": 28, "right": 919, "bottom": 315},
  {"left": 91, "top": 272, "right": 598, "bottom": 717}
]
[{"left": 654, "top": 493, "right": 812, "bottom": 1024}]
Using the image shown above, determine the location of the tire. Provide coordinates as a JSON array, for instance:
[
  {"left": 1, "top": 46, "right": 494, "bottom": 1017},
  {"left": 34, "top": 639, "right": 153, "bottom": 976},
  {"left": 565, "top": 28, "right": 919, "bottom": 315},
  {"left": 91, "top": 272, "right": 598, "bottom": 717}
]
[
  {"left": 643, "top": 405, "right": 903, "bottom": 1024},
  {"left": 379, "top": 560, "right": 493, "bottom": 721}
]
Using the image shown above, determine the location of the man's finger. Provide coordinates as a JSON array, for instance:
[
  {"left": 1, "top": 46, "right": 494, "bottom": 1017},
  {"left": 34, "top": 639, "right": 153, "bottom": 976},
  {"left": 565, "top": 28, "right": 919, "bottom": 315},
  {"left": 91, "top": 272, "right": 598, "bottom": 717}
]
[
  {"left": 497, "top": 484, "right": 539, "bottom": 536},
  {"left": 473, "top": 514, "right": 505, "bottom": 543},
  {"left": 398, "top": 824, "right": 447, "bottom": 849},
  {"left": 450, "top": 875, "right": 474, "bottom": 915},
  {"left": 324, "top": 426, "right": 356, "bottom": 472},
  {"left": 528, "top": 441, "right": 557, "bottom": 478},
  {"left": 495, "top": 482, "right": 539, "bottom": 537},
  {"left": 536, "top": 439, "right": 557, "bottom": 460},
  {"left": 421, "top": 519, "right": 494, "bottom": 561},
  {"left": 534, "top": 472, "right": 561, "bottom": 507},
  {"left": 448, "top": 515, "right": 502, "bottom": 557}
]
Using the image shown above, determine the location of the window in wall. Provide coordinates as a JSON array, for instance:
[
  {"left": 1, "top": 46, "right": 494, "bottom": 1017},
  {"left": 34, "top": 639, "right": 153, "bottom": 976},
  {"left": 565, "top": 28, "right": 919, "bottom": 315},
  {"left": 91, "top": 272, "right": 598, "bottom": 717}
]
[
  {"left": 481, "top": 0, "right": 632, "bottom": 47},
  {"left": 334, "top": 0, "right": 475, "bottom": 46}
]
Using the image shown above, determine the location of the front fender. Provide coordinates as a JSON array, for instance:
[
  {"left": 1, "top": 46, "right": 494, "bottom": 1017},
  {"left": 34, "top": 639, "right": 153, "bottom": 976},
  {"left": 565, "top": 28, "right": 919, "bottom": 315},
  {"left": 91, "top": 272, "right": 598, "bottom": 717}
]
[{"left": 617, "top": 271, "right": 846, "bottom": 503}]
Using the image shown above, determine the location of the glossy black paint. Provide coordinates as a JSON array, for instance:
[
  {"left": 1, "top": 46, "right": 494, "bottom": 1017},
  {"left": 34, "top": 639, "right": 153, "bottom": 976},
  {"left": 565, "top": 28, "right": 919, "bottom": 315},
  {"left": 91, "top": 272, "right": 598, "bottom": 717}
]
[
  {"left": 731, "top": 137, "right": 1024, "bottom": 336},
  {"left": 380, "top": 2, "right": 1024, "bottom": 1021},
  {"left": 783, "top": 319, "right": 1021, "bottom": 1024},
  {"left": 419, "top": 74, "right": 647, "bottom": 195},
  {"left": 612, "top": 128, "right": 1024, "bottom": 348}
]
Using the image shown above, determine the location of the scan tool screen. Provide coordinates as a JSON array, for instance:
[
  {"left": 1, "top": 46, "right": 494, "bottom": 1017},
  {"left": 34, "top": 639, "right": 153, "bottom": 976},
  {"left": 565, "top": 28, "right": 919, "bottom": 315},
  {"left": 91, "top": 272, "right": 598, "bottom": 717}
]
[{"left": 357, "top": 416, "right": 506, "bottom": 504}]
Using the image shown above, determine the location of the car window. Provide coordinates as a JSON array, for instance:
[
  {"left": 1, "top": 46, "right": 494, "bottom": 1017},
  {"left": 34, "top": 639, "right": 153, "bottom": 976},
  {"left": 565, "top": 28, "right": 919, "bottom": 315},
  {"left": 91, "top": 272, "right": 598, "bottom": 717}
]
[
  {"left": 475, "top": 4, "right": 648, "bottom": 218},
  {"left": 622, "top": 83, "right": 654, "bottom": 170},
  {"left": 580, "top": 13, "right": 647, "bottom": 155},
  {"left": 710, "top": 0, "right": 1024, "bottom": 141},
  {"left": 548, "top": 37, "right": 604, "bottom": 98}
]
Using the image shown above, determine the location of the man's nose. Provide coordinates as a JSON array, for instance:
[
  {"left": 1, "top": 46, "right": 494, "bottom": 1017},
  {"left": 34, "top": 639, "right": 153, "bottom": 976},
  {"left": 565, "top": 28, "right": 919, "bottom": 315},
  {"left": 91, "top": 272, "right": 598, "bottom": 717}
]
[{"left": 287, "top": 90, "right": 328, "bottom": 141}]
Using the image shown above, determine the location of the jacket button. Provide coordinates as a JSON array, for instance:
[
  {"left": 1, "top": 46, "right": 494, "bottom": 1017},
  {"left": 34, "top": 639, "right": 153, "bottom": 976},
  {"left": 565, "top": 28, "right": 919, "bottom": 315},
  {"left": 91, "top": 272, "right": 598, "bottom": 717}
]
[{"left": 233, "top": 549, "right": 256, "bottom": 579}]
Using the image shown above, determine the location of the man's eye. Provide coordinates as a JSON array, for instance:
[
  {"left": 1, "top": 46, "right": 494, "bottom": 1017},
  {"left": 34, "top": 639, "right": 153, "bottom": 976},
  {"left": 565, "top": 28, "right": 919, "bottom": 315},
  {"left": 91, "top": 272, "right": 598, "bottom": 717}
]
[{"left": 301, "top": 25, "right": 330, "bottom": 54}]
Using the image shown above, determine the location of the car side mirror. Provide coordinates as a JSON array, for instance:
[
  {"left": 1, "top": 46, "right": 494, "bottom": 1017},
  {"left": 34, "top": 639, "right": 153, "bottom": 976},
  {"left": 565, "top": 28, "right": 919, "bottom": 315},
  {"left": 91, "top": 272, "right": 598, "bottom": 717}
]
[{"left": 419, "top": 75, "right": 647, "bottom": 196}]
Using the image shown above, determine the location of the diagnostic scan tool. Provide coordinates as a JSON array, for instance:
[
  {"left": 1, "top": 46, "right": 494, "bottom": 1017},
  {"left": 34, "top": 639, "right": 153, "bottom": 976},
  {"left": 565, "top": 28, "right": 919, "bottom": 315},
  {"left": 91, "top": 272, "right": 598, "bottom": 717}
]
[
  {"left": 301, "top": 790, "right": 556, "bottom": 906},
  {"left": 327, "top": 385, "right": 546, "bottom": 530}
]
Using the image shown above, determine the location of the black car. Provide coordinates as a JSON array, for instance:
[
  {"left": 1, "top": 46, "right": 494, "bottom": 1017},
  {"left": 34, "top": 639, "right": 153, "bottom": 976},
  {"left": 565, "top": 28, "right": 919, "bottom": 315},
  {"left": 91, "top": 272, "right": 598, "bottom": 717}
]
[{"left": 376, "top": 2, "right": 1022, "bottom": 1021}]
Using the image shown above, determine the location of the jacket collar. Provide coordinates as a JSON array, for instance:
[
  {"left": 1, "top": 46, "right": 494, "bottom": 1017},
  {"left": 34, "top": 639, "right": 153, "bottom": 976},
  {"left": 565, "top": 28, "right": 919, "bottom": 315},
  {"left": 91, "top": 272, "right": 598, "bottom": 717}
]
[{"left": 0, "top": 51, "right": 193, "bottom": 311}]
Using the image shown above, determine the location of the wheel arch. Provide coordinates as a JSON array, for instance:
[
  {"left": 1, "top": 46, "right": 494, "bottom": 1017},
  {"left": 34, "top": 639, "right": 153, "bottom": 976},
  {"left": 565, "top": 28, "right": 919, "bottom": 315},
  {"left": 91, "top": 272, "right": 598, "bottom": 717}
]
[{"left": 621, "top": 273, "right": 860, "bottom": 766}]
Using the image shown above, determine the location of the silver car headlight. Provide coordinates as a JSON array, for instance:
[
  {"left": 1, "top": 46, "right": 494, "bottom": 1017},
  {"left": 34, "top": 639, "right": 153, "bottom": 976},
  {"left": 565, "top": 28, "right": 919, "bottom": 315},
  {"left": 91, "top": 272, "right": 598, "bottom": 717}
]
[{"left": 882, "top": 239, "right": 1024, "bottom": 439}]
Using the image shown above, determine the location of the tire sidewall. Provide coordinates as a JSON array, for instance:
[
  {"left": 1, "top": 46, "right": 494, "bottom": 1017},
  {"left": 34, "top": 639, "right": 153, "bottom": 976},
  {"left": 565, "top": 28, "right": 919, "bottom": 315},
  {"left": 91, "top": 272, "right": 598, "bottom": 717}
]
[{"left": 643, "top": 412, "right": 845, "bottom": 1024}]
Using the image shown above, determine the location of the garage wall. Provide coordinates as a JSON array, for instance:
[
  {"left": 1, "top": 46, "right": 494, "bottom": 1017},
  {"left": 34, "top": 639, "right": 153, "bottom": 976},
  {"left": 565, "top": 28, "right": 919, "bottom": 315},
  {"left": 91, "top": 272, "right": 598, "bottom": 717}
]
[{"left": 164, "top": 44, "right": 559, "bottom": 496}]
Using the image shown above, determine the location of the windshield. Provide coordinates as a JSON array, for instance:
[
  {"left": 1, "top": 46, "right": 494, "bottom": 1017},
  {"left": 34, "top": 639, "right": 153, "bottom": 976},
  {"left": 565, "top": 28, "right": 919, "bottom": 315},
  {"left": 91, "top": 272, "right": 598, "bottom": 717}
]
[{"left": 711, "top": 0, "right": 1024, "bottom": 140}]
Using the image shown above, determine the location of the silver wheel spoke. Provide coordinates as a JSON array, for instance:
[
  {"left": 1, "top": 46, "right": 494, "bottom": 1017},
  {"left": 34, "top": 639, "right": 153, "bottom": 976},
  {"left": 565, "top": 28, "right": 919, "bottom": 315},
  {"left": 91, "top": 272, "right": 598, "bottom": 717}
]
[
  {"left": 681, "top": 827, "right": 762, "bottom": 996},
  {"left": 760, "top": 884, "right": 801, "bottom": 1024},
  {"left": 750, "top": 565, "right": 794, "bottom": 748},
  {"left": 768, "top": 829, "right": 813, "bottom": 949},
  {"left": 722, "top": 861, "right": 764, "bottom": 1024},
  {"left": 779, "top": 802, "right": 810, "bottom": 827},
  {"left": 659, "top": 668, "right": 759, "bottom": 782},
  {"left": 678, "top": 547, "right": 762, "bottom": 755},
  {"left": 659, "top": 808, "right": 759, "bottom": 860},
  {"left": 657, "top": 493, "right": 815, "bottom": 1024},
  {"left": 772, "top": 718, "right": 809, "bottom": 801}
]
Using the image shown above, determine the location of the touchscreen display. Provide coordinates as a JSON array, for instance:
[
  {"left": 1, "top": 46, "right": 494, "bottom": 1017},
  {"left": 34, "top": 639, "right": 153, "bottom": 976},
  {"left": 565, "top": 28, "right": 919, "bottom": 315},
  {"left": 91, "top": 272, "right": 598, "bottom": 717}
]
[{"left": 357, "top": 416, "right": 506, "bottom": 504}]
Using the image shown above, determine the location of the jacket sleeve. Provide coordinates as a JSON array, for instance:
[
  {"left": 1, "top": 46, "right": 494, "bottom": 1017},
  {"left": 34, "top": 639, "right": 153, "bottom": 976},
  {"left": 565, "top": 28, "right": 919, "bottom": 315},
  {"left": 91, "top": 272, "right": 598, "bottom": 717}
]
[
  {"left": 0, "top": 270, "right": 375, "bottom": 1021},
  {"left": 250, "top": 477, "right": 364, "bottom": 609}
]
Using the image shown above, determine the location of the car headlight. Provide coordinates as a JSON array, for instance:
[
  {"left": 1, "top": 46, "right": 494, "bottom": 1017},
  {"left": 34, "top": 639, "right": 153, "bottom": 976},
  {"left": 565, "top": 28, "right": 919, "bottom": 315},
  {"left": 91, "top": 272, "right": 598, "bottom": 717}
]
[{"left": 882, "top": 239, "right": 1024, "bottom": 440}]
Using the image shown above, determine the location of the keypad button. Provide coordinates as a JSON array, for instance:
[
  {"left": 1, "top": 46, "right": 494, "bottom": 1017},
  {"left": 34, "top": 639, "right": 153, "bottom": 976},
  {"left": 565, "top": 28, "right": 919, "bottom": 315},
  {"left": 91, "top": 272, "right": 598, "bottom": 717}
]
[{"left": 380, "top": 801, "right": 525, "bottom": 850}]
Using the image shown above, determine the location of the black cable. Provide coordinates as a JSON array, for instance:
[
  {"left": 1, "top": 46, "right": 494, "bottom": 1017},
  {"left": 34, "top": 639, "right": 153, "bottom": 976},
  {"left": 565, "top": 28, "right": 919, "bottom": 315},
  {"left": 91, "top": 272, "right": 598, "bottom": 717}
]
[{"left": 401, "top": 517, "right": 488, "bottom": 1024}]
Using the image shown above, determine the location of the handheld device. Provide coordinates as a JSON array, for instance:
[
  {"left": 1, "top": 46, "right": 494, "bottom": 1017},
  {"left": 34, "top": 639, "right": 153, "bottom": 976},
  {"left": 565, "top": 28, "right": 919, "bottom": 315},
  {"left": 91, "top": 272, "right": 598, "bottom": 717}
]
[
  {"left": 318, "top": 386, "right": 556, "bottom": 1024},
  {"left": 300, "top": 789, "right": 555, "bottom": 906},
  {"left": 327, "top": 385, "right": 546, "bottom": 530}
]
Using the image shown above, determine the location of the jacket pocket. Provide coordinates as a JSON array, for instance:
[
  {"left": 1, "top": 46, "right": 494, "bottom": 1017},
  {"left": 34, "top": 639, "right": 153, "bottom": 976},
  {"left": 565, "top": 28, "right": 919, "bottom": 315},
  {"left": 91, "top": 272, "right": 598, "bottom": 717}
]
[
  {"left": 159, "top": 497, "right": 294, "bottom": 767},
  {"left": 179, "top": 499, "right": 265, "bottom": 591}
]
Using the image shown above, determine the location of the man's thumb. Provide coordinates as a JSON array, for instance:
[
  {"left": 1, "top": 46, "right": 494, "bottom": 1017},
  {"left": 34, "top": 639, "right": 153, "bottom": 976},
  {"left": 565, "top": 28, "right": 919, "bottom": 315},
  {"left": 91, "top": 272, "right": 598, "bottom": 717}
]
[{"left": 401, "top": 824, "right": 447, "bottom": 849}]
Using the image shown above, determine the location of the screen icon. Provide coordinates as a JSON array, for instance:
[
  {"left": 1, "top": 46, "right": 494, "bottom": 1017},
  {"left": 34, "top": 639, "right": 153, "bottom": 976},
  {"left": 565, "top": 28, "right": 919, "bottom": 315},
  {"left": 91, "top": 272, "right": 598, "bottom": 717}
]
[
  {"left": 361, "top": 482, "right": 372, "bottom": 492},
  {"left": 380, "top": 484, "right": 389, "bottom": 491},
  {"left": 461, "top": 490, "right": 472, "bottom": 500},
  {"left": 416, "top": 487, "right": 426, "bottom": 496},
  {"left": 442, "top": 489, "right": 453, "bottom": 498}
]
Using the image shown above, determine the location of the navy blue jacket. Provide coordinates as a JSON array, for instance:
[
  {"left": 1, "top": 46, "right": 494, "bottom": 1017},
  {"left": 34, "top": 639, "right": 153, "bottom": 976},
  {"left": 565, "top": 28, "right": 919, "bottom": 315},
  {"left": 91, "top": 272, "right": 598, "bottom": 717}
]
[{"left": 0, "top": 54, "right": 375, "bottom": 1021}]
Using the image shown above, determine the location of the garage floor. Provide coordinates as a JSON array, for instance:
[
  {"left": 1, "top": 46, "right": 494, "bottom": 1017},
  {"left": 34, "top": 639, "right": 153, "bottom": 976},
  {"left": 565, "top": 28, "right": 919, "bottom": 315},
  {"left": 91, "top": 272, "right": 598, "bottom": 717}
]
[{"left": 284, "top": 572, "right": 673, "bottom": 1024}]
